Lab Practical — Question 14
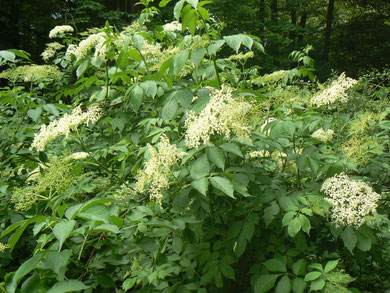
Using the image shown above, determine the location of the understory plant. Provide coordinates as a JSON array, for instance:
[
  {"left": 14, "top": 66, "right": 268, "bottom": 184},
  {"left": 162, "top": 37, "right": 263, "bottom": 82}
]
[{"left": 0, "top": 0, "right": 389, "bottom": 292}]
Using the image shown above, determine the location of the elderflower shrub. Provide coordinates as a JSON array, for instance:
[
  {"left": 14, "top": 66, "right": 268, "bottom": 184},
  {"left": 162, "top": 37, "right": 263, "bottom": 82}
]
[
  {"left": 185, "top": 85, "right": 252, "bottom": 149},
  {"left": 135, "top": 134, "right": 186, "bottom": 204},
  {"left": 30, "top": 104, "right": 102, "bottom": 151},
  {"left": 69, "top": 32, "right": 108, "bottom": 61},
  {"left": 66, "top": 152, "right": 90, "bottom": 160},
  {"left": 310, "top": 72, "right": 357, "bottom": 107},
  {"left": 312, "top": 128, "right": 334, "bottom": 142},
  {"left": 321, "top": 173, "right": 381, "bottom": 227},
  {"left": 49, "top": 25, "right": 74, "bottom": 38},
  {"left": 0, "top": 65, "right": 61, "bottom": 82},
  {"left": 41, "top": 42, "right": 65, "bottom": 62}
]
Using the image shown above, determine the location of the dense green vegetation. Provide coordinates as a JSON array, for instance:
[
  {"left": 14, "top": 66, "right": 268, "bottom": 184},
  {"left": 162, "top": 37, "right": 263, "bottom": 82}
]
[{"left": 0, "top": 0, "right": 389, "bottom": 292}]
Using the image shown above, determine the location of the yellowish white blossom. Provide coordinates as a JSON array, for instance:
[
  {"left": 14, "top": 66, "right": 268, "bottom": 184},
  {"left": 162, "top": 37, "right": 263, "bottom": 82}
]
[
  {"left": 65, "top": 44, "right": 78, "bottom": 57},
  {"left": 310, "top": 72, "right": 357, "bottom": 107},
  {"left": 312, "top": 128, "right": 334, "bottom": 142},
  {"left": 321, "top": 173, "right": 381, "bottom": 227},
  {"left": 135, "top": 134, "right": 185, "bottom": 204},
  {"left": 260, "top": 118, "right": 276, "bottom": 136},
  {"left": 49, "top": 25, "right": 74, "bottom": 38},
  {"left": 246, "top": 150, "right": 270, "bottom": 159},
  {"left": 185, "top": 85, "right": 252, "bottom": 149},
  {"left": 41, "top": 42, "right": 65, "bottom": 61},
  {"left": 30, "top": 105, "right": 102, "bottom": 151},
  {"left": 0, "top": 243, "right": 9, "bottom": 253},
  {"left": 163, "top": 21, "right": 182, "bottom": 32},
  {"left": 253, "top": 70, "right": 288, "bottom": 85},
  {"left": 66, "top": 152, "right": 90, "bottom": 160},
  {"left": 0, "top": 65, "right": 61, "bottom": 82},
  {"left": 228, "top": 51, "right": 254, "bottom": 62},
  {"left": 68, "top": 32, "right": 107, "bottom": 61}
]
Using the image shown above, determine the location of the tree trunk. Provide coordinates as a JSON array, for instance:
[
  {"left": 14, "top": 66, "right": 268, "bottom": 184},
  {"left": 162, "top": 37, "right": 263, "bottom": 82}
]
[
  {"left": 290, "top": 8, "right": 297, "bottom": 49},
  {"left": 259, "top": 0, "right": 265, "bottom": 34},
  {"left": 324, "top": 0, "right": 335, "bottom": 61},
  {"left": 297, "top": 11, "right": 307, "bottom": 45}
]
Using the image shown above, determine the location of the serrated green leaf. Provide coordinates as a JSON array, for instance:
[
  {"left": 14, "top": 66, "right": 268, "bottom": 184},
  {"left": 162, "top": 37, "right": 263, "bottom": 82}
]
[
  {"left": 207, "top": 147, "right": 225, "bottom": 170},
  {"left": 0, "top": 50, "right": 16, "bottom": 62},
  {"left": 76, "top": 60, "right": 88, "bottom": 77},
  {"left": 357, "top": 232, "right": 371, "bottom": 251},
  {"left": 174, "top": 0, "right": 185, "bottom": 20},
  {"left": 254, "top": 274, "right": 280, "bottom": 293},
  {"left": 210, "top": 176, "right": 235, "bottom": 198},
  {"left": 291, "top": 278, "right": 306, "bottom": 293},
  {"left": 27, "top": 107, "right": 42, "bottom": 122},
  {"left": 6, "top": 255, "right": 42, "bottom": 293},
  {"left": 223, "top": 34, "right": 253, "bottom": 53},
  {"left": 130, "top": 85, "right": 144, "bottom": 112},
  {"left": 310, "top": 278, "right": 325, "bottom": 291},
  {"left": 292, "top": 259, "right": 306, "bottom": 276},
  {"left": 264, "top": 258, "right": 287, "bottom": 272},
  {"left": 220, "top": 262, "right": 235, "bottom": 280},
  {"left": 47, "top": 280, "right": 89, "bottom": 293},
  {"left": 275, "top": 275, "right": 291, "bottom": 293},
  {"left": 53, "top": 220, "right": 76, "bottom": 251},
  {"left": 304, "top": 271, "right": 321, "bottom": 282},
  {"left": 190, "top": 154, "right": 210, "bottom": 179},
  {"left": 288, "top": 217, "right": 301, "bottom": 237},
  {"left": 324, "top": 260, "right": 339, "bottom": 273},
  {"left": 220, "top": 143, "right": 243, "bottom": 157},
  {"left": 342, "top": 226, "right": 357, "bottom": 253},
  {"left": 298, "top": 214, "right": 311, "bottom": 235},
  {"left": 171, "top": 49, "right": 190, "bottom": 76},
  {"left": 161, "top": 99, "right": 178, "bottom": 121}
]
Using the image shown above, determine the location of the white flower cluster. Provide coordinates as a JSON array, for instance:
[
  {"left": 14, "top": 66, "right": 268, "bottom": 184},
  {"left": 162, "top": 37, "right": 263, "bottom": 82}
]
[
  {"left": 310, "top": 72, "right": 357, "bottom": 107},
  {"left": 135, "top": 134, "right": 186, "bottom": 204},
  {"left": 30, "top": 105, "right": 102, "bottom": 151},
  {"left": 49, "top": 25, "right": 74, "bottom": 38},
  {"left": 0, "top": 243, "right": 9, "bottom": 253},
  {"left": 321, "top": 173, "right": 381, "bottom": 227},
  {"left": 260, "top": 118, "right": 276, "bottom": 136},
  {"left": 246, "top": 150, "right": 270, "bottom": 159},
  {"left": 141, "top": 41, "right": 162, "bottom": 58},
  {"left": 0, "top": 65, "right": 61, "bottom": 82},
  {"left": 41, "top": 42, "right": 65, "bottom": 61},
  {"left": 66, "top": 152, "right": 90, "bottom": 160},
  {"left": 312, "top": 128, "right": 334, "bottom": 142},
  {"left": 163, "top": 21, "right": 182, "bottom": 32},
  {"left": 185, "top": 85, "right": 252, "bottom": 149},
  {"left": 66, "top": 32, "right": 107, "bottom": 61}
]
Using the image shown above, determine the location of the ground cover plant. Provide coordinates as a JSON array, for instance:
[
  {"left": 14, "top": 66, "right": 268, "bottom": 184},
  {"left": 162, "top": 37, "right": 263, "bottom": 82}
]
[{"left": 0, "top": 0, "right": 389, "bottom": 292}]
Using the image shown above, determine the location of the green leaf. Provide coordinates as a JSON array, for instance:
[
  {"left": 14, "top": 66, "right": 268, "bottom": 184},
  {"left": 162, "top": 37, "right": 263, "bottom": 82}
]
[
  {"left": 174, "top": 0, "right": 185, "bottom": 20},
  {"left": 27, "top": 107, "right": 42, "bottom": 122},
  {"left": 90, "top": 224, "right": 120, "bottom": 234},
  {"left": 298, "top": 214, "right": 311, "bottom": 235},
  {"left": 0, "top": 50, "right": 16, "bottom": 62},
  {"left": 220, "top": 262, "right": 235, "bottom": 280},
  {"left": 173, "top": 88, "right": 193, "bottom": 108},
  {"left": 310, "top": 279, "right": 325, "bottom": 291},
  {"left": 342, "top": 226, "right": 357, "bottom": 253},
  {"left": 192, "top": 178, "right": 209, "bottom": 196},
  {"left": 208, "top": 147, "right": 225, "bottom": 170},
  {"left": 21, "top": 273, "right": 40, "bottom": 293},
  {"left": 187, "top": 0, "right": 198, "bottom": 9},
  {"left": 287, "top": 217, "right": 301, "bottom": 237},
  {"left": 78, "top": 204, "right": 111, "bottom": 223},
  {"left": 207, "top": 40, "right": 225, "bottom": 55},
  {"left": 220, "top": 143, "right": 243, "bottom": 157},
  {"left": 304, "top": 271, "right": 321, "bottom": 282},
  {"left": 53, "top": 220, "right": 76, "bottom": 251},
  {"left": 190, "top": 154, "right": 210, "bottom": 179},
  {"left": 6, "top": 254, "right": 43, "bottom": 293},
  {"left": 129, "top": 85, "right": 144, "bottom": 112},
  {"left": 254, "top": 274, "right": 279, "bottom": 293},
  {"left": 47, "top": 280, "right": 89, "bottom": 293},
  {"left": 357, "top": 232, "right": 371, "bottom": 251},
  {"left": 43, "top": 250, "right": 72, "bottom": 279},
  {"left": 171, "top": 49, "right": 190, "bottom": 76},
  {"left": 210, "top": 176, "right": 235, "bottom": 198},
  {"left": 76, "top": 60, "right": 88, "bottom": 77},
  {"left": 264, "top": 258, "right": 287, "bottom": 272},
  {"left": 282, "top": 211, "right": 296, "bottom": 227},
  {"left": 191, "top": 48, "right": 206, "bottom": 67},
  {"left": 275, "top": 275, "right": 291, "bottom": 293},
  {"left": 116, "top": 51, "right": 128, "bottom": 70},
  {"left": 182, "top": 9, "right": 197, "bottom": 35},
  {"left": 159, "top": 0, "right": 172, "bottom": 7},
  {"left": 161, "top": 99, "right": 178, "bottom": 121},
  {"left": 123, "top": 278, "right": 136, "bottom": 291},
  {"left": 137, "top": 236, "right": 159, "bottom": 252},
  {"left": 292, "top": 259, "right": 306, "bottom": 276},
  {"left": 223, "top": 34, "right": 253, "bottom": 53},
  {"left": 140, "top": 80, "right": 158, "bottom": 98},
  {"left": 291, "top": 278, "right": 306, "bottom": 293},
  {"left": 324, "top": 260, "right": 339, "bottom": 273}
]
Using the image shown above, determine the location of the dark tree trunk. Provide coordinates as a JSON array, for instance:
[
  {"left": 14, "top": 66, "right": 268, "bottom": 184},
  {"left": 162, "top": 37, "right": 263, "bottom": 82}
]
[
  {"left": 259, "top": 0, "right": 265, "bottom": 34},
  {"left": 297, "top": 11, "right": 307, "bottom": 45},
  {"left": 290, "top": 8, "right": 297, "bottom": 49},
  {"left": 324, "top": 0, "right": 335, "bottom": 60}
]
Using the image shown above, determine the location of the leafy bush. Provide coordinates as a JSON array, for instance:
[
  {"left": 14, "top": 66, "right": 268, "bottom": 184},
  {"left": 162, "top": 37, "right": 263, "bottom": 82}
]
[{"left": 0, "top": 1, "right": 389, "bottom": 292}]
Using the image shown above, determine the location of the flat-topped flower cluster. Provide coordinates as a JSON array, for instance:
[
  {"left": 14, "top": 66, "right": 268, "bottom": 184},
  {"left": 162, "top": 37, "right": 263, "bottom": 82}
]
[
  {"left": 185, "top": 85, "right": 252, "bottom": 149},
  {"left": 321, "top": 173, "right": 381, "bottom": 227}
]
